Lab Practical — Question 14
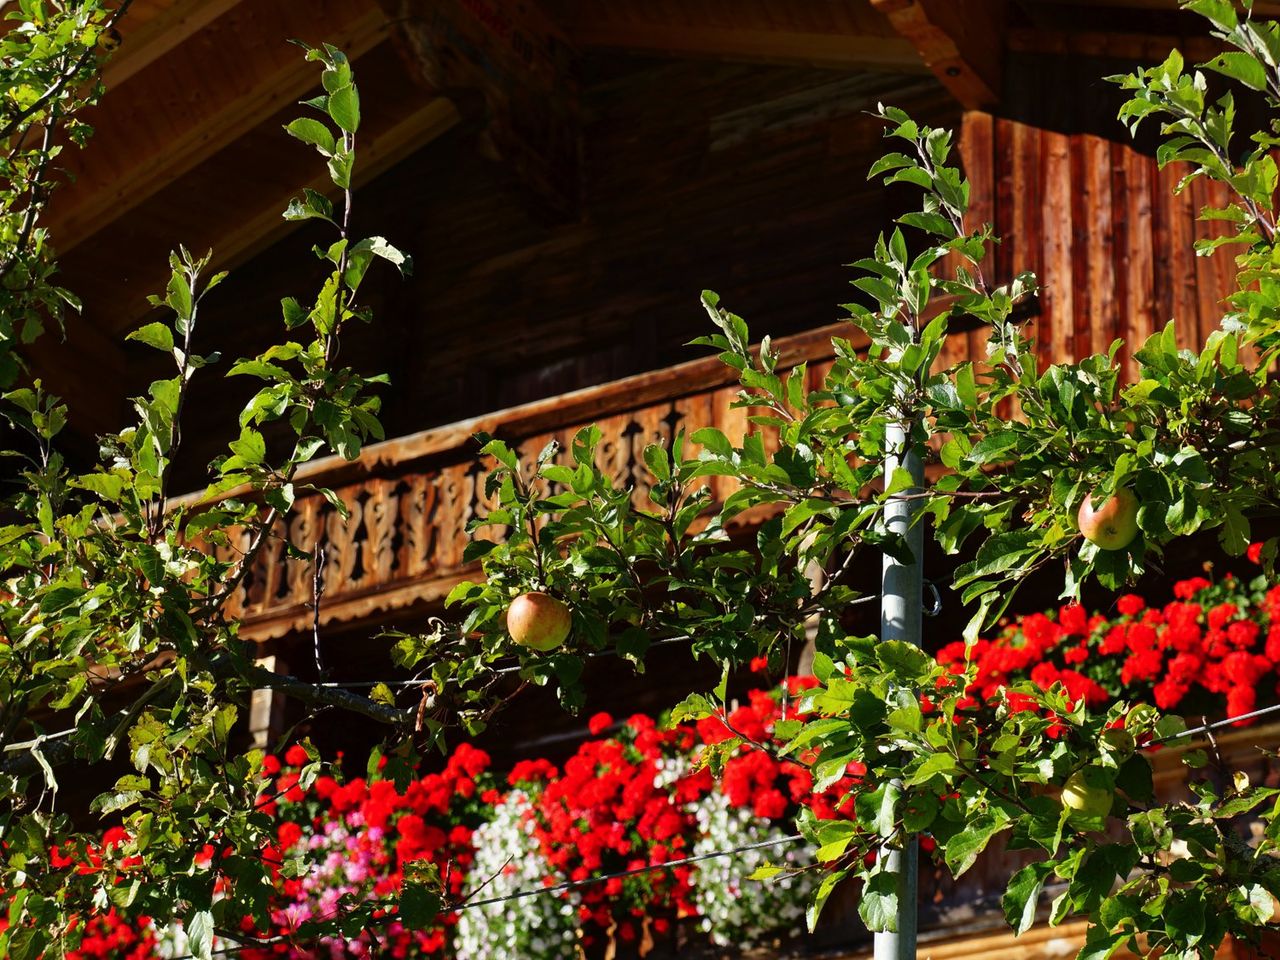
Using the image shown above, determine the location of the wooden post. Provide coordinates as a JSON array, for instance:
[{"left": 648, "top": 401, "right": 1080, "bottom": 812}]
[{"left": 249, "top": 655, "right": 289, "bottom": 750}]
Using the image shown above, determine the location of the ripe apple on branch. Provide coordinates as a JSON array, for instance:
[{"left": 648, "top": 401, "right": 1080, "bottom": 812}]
[
  {"left": 507, "top": 592, "right": 572, "bottom": 652},
  {"left": 1077, "top": 487, "right": 1140, "bottom": 552}
]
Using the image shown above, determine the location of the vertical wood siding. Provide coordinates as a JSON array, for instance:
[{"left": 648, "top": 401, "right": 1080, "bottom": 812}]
[{"left": 960, "top": 111, "right": 1239, "bottom": 379}]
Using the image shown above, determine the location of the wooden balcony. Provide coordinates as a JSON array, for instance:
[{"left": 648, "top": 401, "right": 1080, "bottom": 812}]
[{"left": 214, "top": 321, "right": 856, "bottom": 641}]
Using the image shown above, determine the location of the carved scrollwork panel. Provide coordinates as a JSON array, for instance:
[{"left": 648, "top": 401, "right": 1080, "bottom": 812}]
[
  {"left": 401, "top": 472, "right": 439, "bottom": 580},
  {"left": 323, "top": 487, "right": 364, "bottom": 596}
]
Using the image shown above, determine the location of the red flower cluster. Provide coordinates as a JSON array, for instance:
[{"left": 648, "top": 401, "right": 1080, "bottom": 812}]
[
  {"left": 939, "top": 558, "right": 1280, "bottom": 726},
  {"left": 0, "top": 909, "right": 158, "bottom": 960},
  {"left": 514, "top": 713, "right": 696, "bottom": 944},
  {"left": 691, "top": 679, "right": 864, "bottom": 821},
  {"left": 64, "top": 911, "right": 157, "bottom": 960},
  {"left": 27, "top": 679, "right": 869, "bottom": 958},
  {"left": 242, "top": 743, "right": 495, "bottom": 958}
]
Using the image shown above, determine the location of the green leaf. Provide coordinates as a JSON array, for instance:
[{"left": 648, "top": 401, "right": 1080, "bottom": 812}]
[
  {"left": 327, "top": 84, "right": 360, "bottom": 133},
  {"left": 126, "top": 321, "right": 174, "bottom": 353},
  {"left": 691, "top": 427, "right": 734, "bottom": 458},
  {"left": 185, "top": 909, "right": 214, "bottom": 960},
  {"left": 1202, "top": 51, "right": 1266, "bottom": 91},
  {"left": 284, "top": 116, "right": 336, "bottom": 155},
  {"left": 479, "top": 438, "right": 520, "bottom": 472},
  {"left": 227, "top": 359, "right": 290, "bottom": 380},
  {"left": 670, "top": 692, "right": 716, "bottom": 724},
  {"left": 859, "top": 867, "right": 898, "bottom": 932},
  {"left": 75, "top": 472, "right": 126, "bottom": 500},
  {"left": 868, "top": 151, "right": 916, "bottom": 179},
  {"left": 943, "top": 811, "right": 1008, "bottom": 877},
  {"left": 965, "top": 429, "right": 1020, "bottom": 465},
  {"left": 166, "top": 267, "right": 194, "bottom": 322},
  {"left": 806, "top": 868, "right": 846, "bottom": 932},
  {"left": 1222, "top": 503, "right": 1250, "bottom": 555},
  {"left": 643, "top": 443, "right": 670, "bottom": 482},
  {"left": 1002, "top": 862, "right": 1050, "bottom": 935},
  {"left": 1077, "top": 927, "right": 1128, "bottom": 960},
  {"left": 907, "top": 751, "right": 958, "bottom": 785},
  {"left": 1185, "top": 0, "right": 1237, "bottom": 30},
  {"left": 875, "top": 781, "right": 901, "bottom": 838},
  {"left": 876, "top": 640, "right": 931, "bottom": 683},
  {"left": 345, "top": 236, "right": 412, "bottom": 287},
  {"left": 228, "top": 429, "right": 266, "bottom": 465},
  {"left": 1115, "top": 754, "right": 1153, "bottom": 803}
]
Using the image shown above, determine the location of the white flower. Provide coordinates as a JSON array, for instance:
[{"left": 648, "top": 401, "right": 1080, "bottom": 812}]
[
  {"left": 689, "top": 792, "right": 817, "bottom": 948},
  {"left": 454, "top": 790, "right": 579, "bottom": 960}
]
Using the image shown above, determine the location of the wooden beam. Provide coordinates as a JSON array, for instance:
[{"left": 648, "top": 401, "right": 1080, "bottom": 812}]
[
  {"left": 109, "top": 97, "right": 459, "bottom": 334},
  {"left": 202, "top": 98, "right": 459, "bottom": 277},
  {"left": 1008, "top": 26, "right": 1223, "bottom": 62},
  {"left": 381, "top": 0, "right": 583, "bottom": 218},
  {"left": 871, "top": 0, "right": 1005, "bottom": 109},
  {"left": 567, "top": 21, "right": 927, "bottom": 74},
  {"left": 45, "top": 4, "right": 388, "bottom": 255},
  {"left": 101, "top": 0, "right": 245, "bottom": 90}
]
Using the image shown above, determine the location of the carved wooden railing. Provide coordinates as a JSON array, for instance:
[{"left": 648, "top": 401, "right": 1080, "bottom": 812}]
[{"left": 209, "top": 322, "right": 856, "bottom": 640}]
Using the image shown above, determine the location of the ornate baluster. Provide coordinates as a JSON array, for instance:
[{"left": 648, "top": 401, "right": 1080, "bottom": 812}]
[
  {"left": 217, "top": 525, "right": 255, "bottom": 620},
  {"left": 400, "top": 472, "right": 439, "bottom": 579},
  {"left": 324, "top": 486, "right": 364, "bottom": 595},
  {"left": 435, "top": 462, "right": 473, "bottom": 571},
  {"left": 472, "top": 452, "right": 508, "bottom": 542},
  {"left": 286, "top": 496, "right": 320, "bottom": 609},
  {"left": 592, "top": 414, "right": 631, "bottom": 489},
  {"left": 709, "top": 384, "right": 748, "bottom": 502},
  {"left": 246, "top": 529, "right": 285, "bottom": 617},
  {"left": 629, "top": 403, "right": 670, "bottom": 508},
  {"left": 672, "top": 392, "right": 714, "bottom": 504},
  {"left": 363, "top": 477, "right": 399, "bottom": 586}
]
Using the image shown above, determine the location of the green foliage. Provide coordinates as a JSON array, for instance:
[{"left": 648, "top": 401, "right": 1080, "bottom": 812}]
[
  {"left": 788, "top": 649, "right": 1280, "bottom": 958},
  {"left": 5, "top": 1, "right": 1280, "bottom": 957},
  {"left": 0, "top": 0, "right": 122, "bottom": 390},
  {"left": 447, "top": 2, "right": 1280, "bottom": 956},
  {"left": 0, "top": 32, "right": 423, "bottom": 957}
]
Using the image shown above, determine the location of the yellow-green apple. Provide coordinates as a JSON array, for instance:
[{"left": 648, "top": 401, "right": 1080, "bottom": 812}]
[
  {"left": 507, "top": 592, "right": 571, "bottom": 652},
  {"left": 1062, "top": 767, "right": 1114, "bottom": 819},
  {"left": 1077, "top": 487, "right": 1140, "bottom": 551}
]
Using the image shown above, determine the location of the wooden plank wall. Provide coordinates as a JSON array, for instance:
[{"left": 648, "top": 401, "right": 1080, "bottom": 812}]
[
  {"left": 957, "top": 112, "right": 1238, "bottom": 380},
  {"left": 142, "top": 61, "right": 957, "bottom": 491}
]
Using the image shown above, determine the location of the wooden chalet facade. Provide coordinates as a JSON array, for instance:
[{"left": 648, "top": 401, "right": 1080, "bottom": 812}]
[{"left": 37, "top": 0, "right": 1280, "bottom": 956}]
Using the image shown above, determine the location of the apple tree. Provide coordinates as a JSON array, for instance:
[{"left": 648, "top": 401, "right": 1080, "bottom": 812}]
[
  {"left": 5, "top": 1, "right": 1280, "bottom": 959},
  {"left": 446, "top": 2, "right": 1280, "bottom": 956},
  {"left": 0, "top": 17, "right": 459, "bottom": 958}
]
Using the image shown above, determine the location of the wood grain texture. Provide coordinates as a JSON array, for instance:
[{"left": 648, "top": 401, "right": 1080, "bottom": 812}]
[
  {"left": 966, "top": 112, "right": 1240, "bottom": 373},
  {"left": 46, "top": 0, "right": 389, "bottom": 256},
  {"left": 100, "top": 0, "right": 245, "bottom": 89},
  {"left": 871, "top": 0, "right": 1005, "bottom": 108},
  {"left": 543, "top": 0, "right": 922, "bottom": 72}
]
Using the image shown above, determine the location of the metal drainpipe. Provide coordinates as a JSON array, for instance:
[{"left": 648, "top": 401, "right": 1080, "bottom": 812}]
[{"left": 874, "top": 416, "right": 923, "bottom": 960}]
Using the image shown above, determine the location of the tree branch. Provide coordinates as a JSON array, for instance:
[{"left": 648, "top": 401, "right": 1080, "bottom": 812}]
[{"left": 2, "top": 659, "right": 417, "bottom": 778}]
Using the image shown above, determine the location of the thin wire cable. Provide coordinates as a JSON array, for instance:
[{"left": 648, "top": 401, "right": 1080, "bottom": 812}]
[
  {"left": 491, "top": 634, "right": 695, "bottom": 676},
  {"left": 162, "top": 833, "right": 806, "bottom": 960},
  {"left": 1147, "top": 700, "right": 1280, "bottom": 746},
  {"left": 312, "top": 635, "right": 697, "bottom": 688},
  {"left": 457, "top": 832, "right": 802, "bottom": 911}
]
